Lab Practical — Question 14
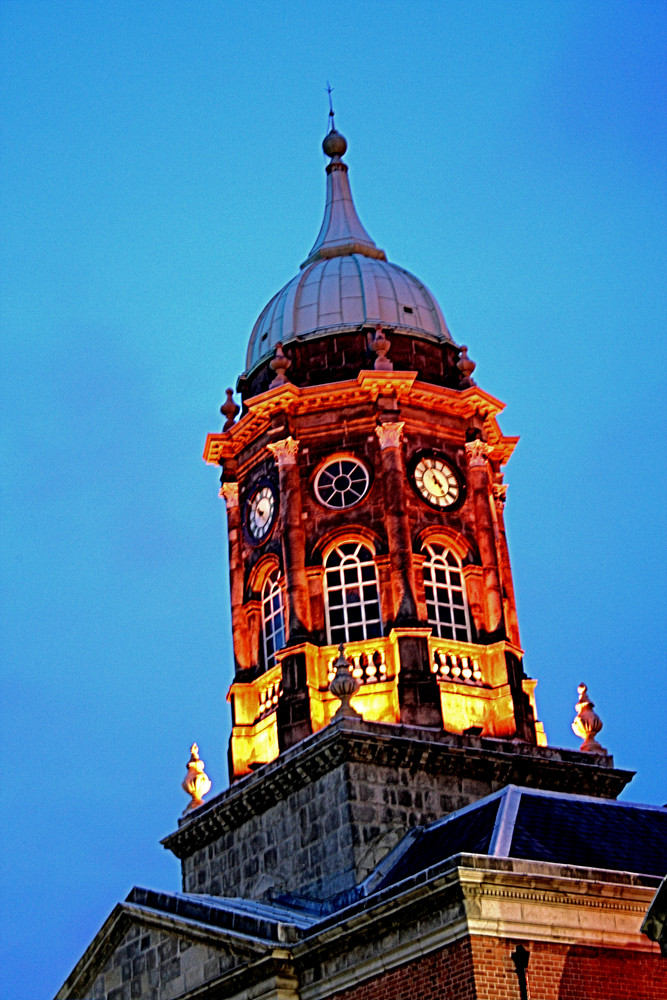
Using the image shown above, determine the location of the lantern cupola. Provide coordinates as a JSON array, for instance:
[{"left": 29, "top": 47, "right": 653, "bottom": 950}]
[{"left": 205, "top": 124, "right": 545, "bottom": 780}]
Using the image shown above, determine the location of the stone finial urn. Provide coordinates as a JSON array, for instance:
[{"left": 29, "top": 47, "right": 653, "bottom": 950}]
[
  {"left": 269, "top": 342, "right": 291, "bottom": 388},
  {"left": 457, "top": 345, "right": 476, "bottom": 387},
  {"left": 182, "top": 743, "right": 212, "bottom": 815},
  {"left": 330, "top": 643, "right": 360, "bottom": 720},
  {"left": 572, "top": 684, "right": 607, "bottom": 754},
  {"left": 370, "top": 325, "right": 393, "bottom": 371},
  {"left": 221, "top": 388, "right": 240, "bottom": 431}
]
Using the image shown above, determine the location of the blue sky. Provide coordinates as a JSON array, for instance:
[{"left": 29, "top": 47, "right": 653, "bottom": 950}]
[{"left": 1, "top": 2, "right": 665, "bottom": 996}]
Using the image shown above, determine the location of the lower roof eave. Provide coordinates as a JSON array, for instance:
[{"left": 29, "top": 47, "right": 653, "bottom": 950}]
[{"left": 289, "top": 854, "right": 662, "bottom": 1000}]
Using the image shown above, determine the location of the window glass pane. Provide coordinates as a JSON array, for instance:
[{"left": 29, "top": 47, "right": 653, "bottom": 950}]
[
  {"left": 324, "top": 543, "right": 382, "bottom": 643},
  {"left": 366, "top": 620, "right": 382, "bottom": 639},
  {"left": 421, "top": 545, "right": 470, "bottom": 644},
  {"left": 262, "top": 569, "right": 285, "bottom": 672}
]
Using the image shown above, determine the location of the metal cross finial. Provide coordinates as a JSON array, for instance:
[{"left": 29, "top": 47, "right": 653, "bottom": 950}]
[{"left": 326, "top": 81, "right": 335, "bottom": 130}]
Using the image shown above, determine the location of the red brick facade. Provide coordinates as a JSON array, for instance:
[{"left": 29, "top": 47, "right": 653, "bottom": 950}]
[
  {"left": 329, "top": 934, "right": 666, "bottom": 1000},
  {"left": 330, "top": 937, "right": 477, "bottom": 1000}
]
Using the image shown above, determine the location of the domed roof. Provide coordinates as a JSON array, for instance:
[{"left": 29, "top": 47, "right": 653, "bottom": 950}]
[{"left": 245, "top": 127, "right": 453, "bottom": 374}]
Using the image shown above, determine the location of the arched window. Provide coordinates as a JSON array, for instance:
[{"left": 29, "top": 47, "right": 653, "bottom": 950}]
[
  {"left": 422, "top": 542, "right": 471, "bottom": 642},
  {"left": 324, "top": 541, "right": 382, "bottom": 645},
  {"left": 262, "top": 569, "right": 285, "bottom": 670}
]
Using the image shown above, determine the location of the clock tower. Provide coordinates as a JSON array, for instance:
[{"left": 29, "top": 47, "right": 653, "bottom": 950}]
[
  {"left": 205, "top": 123, "right": 546, "bottom": 780},
  {"left": 58, "top": 120, "right": 664, "bottom": 1000}
]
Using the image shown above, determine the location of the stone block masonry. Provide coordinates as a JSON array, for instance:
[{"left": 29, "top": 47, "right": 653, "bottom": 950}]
[{"left": 164, "top": 718, "right": 631, "bottom": 902}]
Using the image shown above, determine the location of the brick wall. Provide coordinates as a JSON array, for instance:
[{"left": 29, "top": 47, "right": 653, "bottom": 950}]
[
  {"left": 328, "top": 936, "right": 477, "bottom": 1000},
  {"left": 327, "top": 934, "right": 667, "bottom": 1000}
]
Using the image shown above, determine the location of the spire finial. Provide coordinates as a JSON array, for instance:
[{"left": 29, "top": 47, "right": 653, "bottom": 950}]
[{"left": 326, "top": 81, "right": 335, "bottom": 131}]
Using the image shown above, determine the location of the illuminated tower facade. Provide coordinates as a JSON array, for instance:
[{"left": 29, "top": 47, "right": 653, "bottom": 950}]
[{"left": 205, "top": 125, "right": 546, "bottom": 779}]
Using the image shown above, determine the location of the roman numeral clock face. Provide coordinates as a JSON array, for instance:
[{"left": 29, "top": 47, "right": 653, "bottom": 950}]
[
  {"left": 246, "top": 484, "right": 277, "bottom": 543},
  {"left": 412, "top": 455, "right": 462, "bottom": 510}
]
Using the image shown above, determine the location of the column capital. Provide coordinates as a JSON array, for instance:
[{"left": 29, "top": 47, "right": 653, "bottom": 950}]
[
  {"left": 268, "top": 436, "right": 299, "bottom": 467},
  {"left": 465, "top": 438, "right": 493, "bottom": 468},
  {"left": 375, "top": 421, "right": 405, "bottom": 451},
  {"left": 219, "top": 481, "right": 239, "bottom": 507}
]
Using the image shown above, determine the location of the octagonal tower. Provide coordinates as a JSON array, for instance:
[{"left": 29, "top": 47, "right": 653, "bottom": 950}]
[{"left": 204, "top": 125, "right": 545, "bottom": 780}]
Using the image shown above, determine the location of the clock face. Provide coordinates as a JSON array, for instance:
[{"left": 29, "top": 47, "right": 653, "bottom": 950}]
[
  {"left": 314, "top": 456, "right": 370, "bottom": 509},
  {"left": 412, "top": 455, "right": 461, "bottom": 510},
  {"left": 246, "top": 484, "right": 276, "bottom": 543}
]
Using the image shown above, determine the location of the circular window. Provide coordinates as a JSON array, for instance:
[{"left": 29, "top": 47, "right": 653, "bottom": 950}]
[{"left": 314, "top": 457, "right": 370, "bottom": 509}]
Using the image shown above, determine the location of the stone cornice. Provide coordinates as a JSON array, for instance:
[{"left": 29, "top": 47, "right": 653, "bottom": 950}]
[
  {"left": 203, "top": 377, "right": 516, "bottom": 467},
  {"left": 161, "top": 720, "right": 633, "bottom": 861}
]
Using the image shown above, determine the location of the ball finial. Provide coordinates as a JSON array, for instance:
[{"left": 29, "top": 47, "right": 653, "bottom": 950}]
[{"left": 323, "top": 129, "right": 347, "bottom": 159}]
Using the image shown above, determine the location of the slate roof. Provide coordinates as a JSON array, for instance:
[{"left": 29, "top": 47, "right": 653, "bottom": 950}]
[
  {"left": 372, "top": 786, "right": 667, "bottom": 892},
  {"left": 126, "top": 886, "right": 319, "bottom": 942},
  {"left": 125, "top": 786, "right": 667, "bottom": 943}
]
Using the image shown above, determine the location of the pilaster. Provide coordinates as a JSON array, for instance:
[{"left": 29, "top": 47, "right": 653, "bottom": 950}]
[
  {"left": 375, "top": 420, "right": 418, "bottom": 622},
  {"left": 267, "top": 436, "right": 312, "bottom": 640},
  {"left": 220, "top": 482, "right": 253, "bottom": 672},
  {"left": 465, "top": 440, "right": 504, "bottom": 637}
]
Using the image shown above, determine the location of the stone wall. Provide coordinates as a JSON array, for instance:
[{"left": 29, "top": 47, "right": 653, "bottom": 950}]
[
  {"left": 167, "top": 720, "right": 631, "bottom": 902},
  {"left": 182, "top": 759, "right": 356, "bottom": 900},
  {"left": 82, "top": 925, "right": 230, "bottom": 1000}
]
